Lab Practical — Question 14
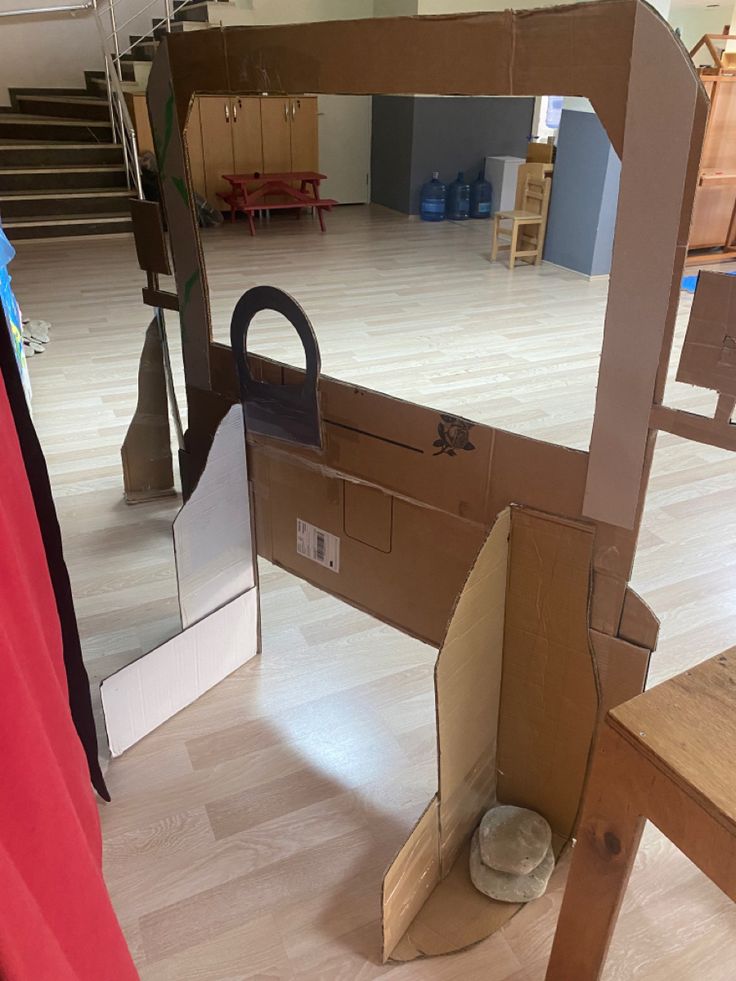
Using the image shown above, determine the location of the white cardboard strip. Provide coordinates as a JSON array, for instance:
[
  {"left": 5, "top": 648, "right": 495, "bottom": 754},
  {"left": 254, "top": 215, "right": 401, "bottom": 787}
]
[
  {"left": 101, "top": 589, "right": 258, "bottom": 757},
  {"left": 174, "top": 405, "right": 254, "bottom": 628}
]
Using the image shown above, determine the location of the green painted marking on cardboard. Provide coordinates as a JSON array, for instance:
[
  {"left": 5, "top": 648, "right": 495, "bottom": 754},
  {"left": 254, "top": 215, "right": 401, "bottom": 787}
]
[
  {"left": 183, "top": 269, "right": 199, "bottom": 312},
  {"left": 172, "top": 176, "right": 189, "bottom": 208}
]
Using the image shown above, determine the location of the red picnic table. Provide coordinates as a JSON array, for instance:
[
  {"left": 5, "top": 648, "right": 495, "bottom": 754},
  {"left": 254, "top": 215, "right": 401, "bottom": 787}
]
[{"left": 219, "top": 171, "right": 338, "bottom": 236}]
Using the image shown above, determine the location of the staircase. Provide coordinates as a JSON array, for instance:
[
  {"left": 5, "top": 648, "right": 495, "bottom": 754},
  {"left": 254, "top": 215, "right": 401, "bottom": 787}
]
[
  {"left": 0, "top": 0, "right": 251, "bottom": 242},
  {"left": 0, "top": 78, "right": 131, "bottom": 241}
]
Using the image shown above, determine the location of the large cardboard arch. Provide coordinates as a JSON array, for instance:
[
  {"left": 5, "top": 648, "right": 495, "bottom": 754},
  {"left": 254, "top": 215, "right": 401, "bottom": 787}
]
[{"left": 119, "top": 0, "right": 736, "bottom": 963}]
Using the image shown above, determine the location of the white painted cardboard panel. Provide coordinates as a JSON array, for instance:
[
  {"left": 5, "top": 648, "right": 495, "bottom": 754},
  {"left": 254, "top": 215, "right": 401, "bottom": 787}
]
[
  {"left": 174, "top": 405, "right": 254, "bottom": 628},
  {"left": 101, "top": 589, "right": 258, "bottom": 756}
]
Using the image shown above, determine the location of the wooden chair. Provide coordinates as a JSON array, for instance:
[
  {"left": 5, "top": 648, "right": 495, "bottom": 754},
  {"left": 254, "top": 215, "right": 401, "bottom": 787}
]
[
  {"left": 491, "top": 174, "right": 551, "bottom": 269},
  {"left": 546, "top": 647, "right": 736, "bottom": 981}
]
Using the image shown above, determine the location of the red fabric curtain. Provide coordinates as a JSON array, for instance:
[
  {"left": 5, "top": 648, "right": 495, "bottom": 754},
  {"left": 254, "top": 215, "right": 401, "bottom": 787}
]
[{"left": 0, "top": 376, "right": 137, "bottom": 979}]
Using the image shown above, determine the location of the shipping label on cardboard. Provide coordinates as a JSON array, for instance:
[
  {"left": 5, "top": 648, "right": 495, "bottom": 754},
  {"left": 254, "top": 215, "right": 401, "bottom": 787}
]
[{"left": 296, "top": 519, "right": 340, "bottom": 572}]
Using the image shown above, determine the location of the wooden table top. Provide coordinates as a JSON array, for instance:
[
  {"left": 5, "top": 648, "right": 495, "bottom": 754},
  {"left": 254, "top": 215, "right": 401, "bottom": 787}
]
[
  {"left": 609, "top": 647, "right": 736, "bottom": 829},
  {"left": 223, "top": 171, "right": 326, "bottom": 185}
]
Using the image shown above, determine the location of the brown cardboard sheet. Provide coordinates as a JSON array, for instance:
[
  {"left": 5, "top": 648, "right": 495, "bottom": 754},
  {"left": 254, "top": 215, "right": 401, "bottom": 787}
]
[
  {"left": 381, "top": 799, "right": 440, "bottom": 962},
  {"left": 121, "top": 319, "right": 175, "bottom": 503},
  {"left": 677, "top": 270, "right": 736, "bottom": 397},
  {"left": 382, "top": 507, "right": 601, "bottom": 961},
  {"left": 583, "top": 1, "right": 708, "bottom": 530},
  {"left": 436, "top": 509, "right": 510, "bottom": 875},
  {"left": 619, "top": 586, "right": 659, "bottom": 651},
  {"left": 496, "top": 509, "right": 599, "bottom": 842},
  {"left": 129, "top": 198, "right": 171, "bottom": 276},
  {"left": 249, "top": 448, "right": 486, "bottom": 645},
  {"left": 590, "top": 628, "right": 651, "bottom": 718}
]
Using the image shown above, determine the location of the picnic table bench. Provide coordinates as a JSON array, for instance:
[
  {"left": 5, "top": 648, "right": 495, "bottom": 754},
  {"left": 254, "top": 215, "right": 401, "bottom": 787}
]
[{"left": 219, "top": 171, "right": 338, "bottom": 236}]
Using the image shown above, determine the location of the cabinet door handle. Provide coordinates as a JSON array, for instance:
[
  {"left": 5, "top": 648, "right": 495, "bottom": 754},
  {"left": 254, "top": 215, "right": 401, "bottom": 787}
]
[
  {"left": 225, "top": 101, "right": 230, "bottom": 123},
  {"left": 291, "top": 101, "right": 296, "bottom": 120},
  {"left": 233, "top": 101, "right": 238, "bottom": 123},
  {"left": 283, "top": 102, "right": 288, "bottom": 122}
]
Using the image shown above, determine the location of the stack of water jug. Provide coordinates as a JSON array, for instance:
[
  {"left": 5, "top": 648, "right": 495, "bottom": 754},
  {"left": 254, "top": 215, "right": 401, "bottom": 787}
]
[{"left": 420, "top": 170, "right": 492, "bottom": 222}]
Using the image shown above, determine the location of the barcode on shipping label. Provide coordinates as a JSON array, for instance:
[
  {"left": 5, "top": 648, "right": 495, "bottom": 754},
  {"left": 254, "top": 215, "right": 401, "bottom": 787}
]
[{"left": 296, "top": 519, "right": 340, "bottom": 573}]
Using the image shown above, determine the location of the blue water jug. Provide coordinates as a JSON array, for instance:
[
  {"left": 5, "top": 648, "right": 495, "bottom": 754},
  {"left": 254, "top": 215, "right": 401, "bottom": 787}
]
[
  {"left": 470, "top": 171, "right": 493, "bottom": 219},
  {"left": 447, "top": 171, "right": 470, "bottom": 220},
  {"left": 420, "top": 171, "right": 446, "bottom": 221}
]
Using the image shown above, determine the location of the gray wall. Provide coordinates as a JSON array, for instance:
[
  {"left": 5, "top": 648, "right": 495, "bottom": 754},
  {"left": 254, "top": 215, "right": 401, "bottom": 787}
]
[
  {"left": 408, "top": 97, "right": 534, "bottom": 214},
  {"left": 371, "top": 97, "right": 415, "bottom": 214},
  {"left": 544, "top": 109, "right": 620, "bottom": 276},
  {"left": 371, "top": 96, "right": 534, "bottom": 215}
]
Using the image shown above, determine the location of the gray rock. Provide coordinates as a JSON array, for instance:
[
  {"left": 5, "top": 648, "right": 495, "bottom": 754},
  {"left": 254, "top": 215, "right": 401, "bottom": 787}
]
[
  {"left": 470, "top": 830, "right": 555, "bottom": 903},
  {"left": 478, "top": 804, "right": 552, "bottom": 875}
]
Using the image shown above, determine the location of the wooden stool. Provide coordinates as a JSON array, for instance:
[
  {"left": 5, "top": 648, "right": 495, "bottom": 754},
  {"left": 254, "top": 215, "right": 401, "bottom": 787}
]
[
  {"left": 491, "top": 175, "right": 551, "bottom": 269},
  {"left": 546, "top": 648, "right": 736, "bottom": 981}
]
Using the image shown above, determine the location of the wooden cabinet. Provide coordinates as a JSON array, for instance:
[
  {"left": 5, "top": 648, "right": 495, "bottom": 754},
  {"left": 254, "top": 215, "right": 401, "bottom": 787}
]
[
  {"left": 289, "top": 97, "right": 318, "bottom": 171},
  {"left": 189, "top": 96, "right": 264, "bottom": 205},
  {"left": 261, "top": 97, "right": 292, "bottom": 172},
  {"left": 184, "top": 94, "right": 319, "bottom": 209}
]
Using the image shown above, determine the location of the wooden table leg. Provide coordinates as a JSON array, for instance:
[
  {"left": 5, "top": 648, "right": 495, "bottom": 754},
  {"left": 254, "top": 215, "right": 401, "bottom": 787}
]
[
  {"left": 545, "top": 724, "right": 646, "bottom": 981},
  {"left": 311, "top": 179, "right": 327, "bottom": 232}
]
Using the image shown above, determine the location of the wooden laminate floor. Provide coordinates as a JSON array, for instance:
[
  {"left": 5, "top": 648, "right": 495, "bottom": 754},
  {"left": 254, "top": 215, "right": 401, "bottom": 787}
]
[{"left": 12, "top": 205, "right": 736, "bottom": 980}]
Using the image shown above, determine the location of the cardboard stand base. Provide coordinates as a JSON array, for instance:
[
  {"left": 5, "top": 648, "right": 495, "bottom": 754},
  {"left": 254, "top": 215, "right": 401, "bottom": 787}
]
[{"left": 103, "top": 406, "right": 258, "bottom": 755}]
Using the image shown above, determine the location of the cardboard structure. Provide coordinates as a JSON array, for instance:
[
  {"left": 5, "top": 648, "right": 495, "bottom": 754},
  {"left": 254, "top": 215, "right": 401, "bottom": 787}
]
[{"left": 113, "top": 0, "right": 736, "bottom": 962}]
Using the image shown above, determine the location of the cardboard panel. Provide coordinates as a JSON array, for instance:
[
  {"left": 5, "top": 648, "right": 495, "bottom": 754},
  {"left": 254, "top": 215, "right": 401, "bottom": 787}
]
[
  {"left": 231, "top": 287, "right": 323, "bottom": 448},
  {"left": 121, "top": 318, "right": 175, "bottom": 503},
  {"left": 584, "top": 2, "right": 708, "bottom": 529},
  {"left": 677, "top": 270, "right": 736, "bottom": 397},
  {"left": 251, "top": 449, "right": 486, "bottom": 645},
  {"left": 381, "top": 799, "right": 440, "bottom": 963},
  {"left": 106, "top": 405, "right": 259, "bottom": 755},
  {"left": 174, "top": 405, "right": 255, "bottom": 628},
  {"left": 590, "top": 570, "right": 627, "bottom": 636},
  {"left": 101, "top": 590, "right": 258, "bottom": 757},
  {"left": 436, "top": 509, "right": 510, "bottom": 876},
  {"left": 497, "top": 509, "right": 599, "bottom": 840},
  {"left": 130, "top": 198, "right": 171, "bottom": 276},
  {"left": 343, "top": 480, "right": 393, "bottom": 553},
  {"left": 147, "top": 46, "right": 212, "bottom": 390},
  {"left": 619, "top": 586, "right": 659, "bottom": 651},
  {"left": 590, "top": 628, "right": 651, "bottom": 718}
]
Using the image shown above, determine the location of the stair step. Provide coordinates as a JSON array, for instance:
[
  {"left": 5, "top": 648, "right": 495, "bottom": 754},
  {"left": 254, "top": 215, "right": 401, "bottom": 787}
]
[
  {"left": 14, "top": 94, "right": 110, "bottom": 122},
  {"left": 0, "top": 114, "right": 113, "bottom": 143},
  {"left": 0, "top": 164, "right": 127, "bottom": 192},
  {"left": 0, "top": 187, "right": 132, "bottom": 219},
  {"left": 154, "top": 19, "right": 210, "bottom": 35},
  {"left": 174, "top": 1, "right": 249, "bottom": 24},
  {"left": 120, "top": 61, "right": 152, "bottom": 86},
  {"left": 4, "top": 212, "right": 133, "bottom": 241},
  {"left": 120, "top": 40, "right": 158, "bottom": 63},
  {"left": 0, "top": 143, "right": 124, "bottom": 167}
]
